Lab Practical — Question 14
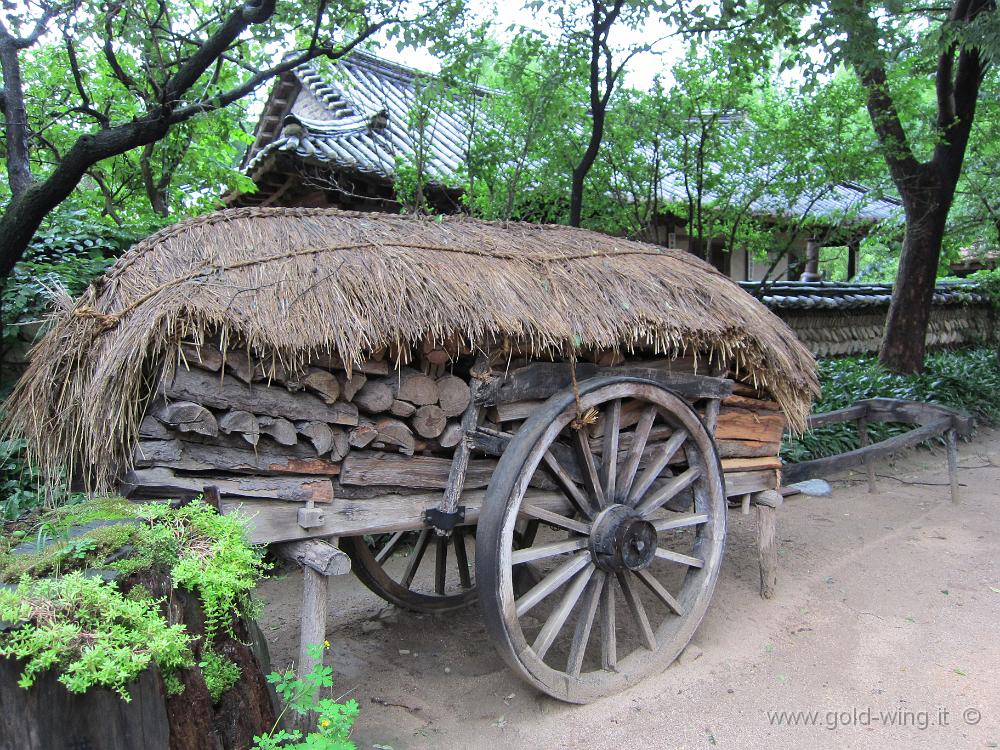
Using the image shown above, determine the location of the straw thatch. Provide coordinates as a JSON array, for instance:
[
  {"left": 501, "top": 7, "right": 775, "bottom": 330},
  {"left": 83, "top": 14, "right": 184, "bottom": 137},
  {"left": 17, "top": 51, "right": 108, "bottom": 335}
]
[{"left": 6, "top": 207, "right": 817, "bottom": 494}]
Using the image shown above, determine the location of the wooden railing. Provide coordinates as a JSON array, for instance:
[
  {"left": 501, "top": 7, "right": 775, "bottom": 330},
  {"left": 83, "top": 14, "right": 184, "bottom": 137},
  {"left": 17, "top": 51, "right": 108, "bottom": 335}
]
[{"left": 783, "top": 398, "right": 974, "bottom": 502}]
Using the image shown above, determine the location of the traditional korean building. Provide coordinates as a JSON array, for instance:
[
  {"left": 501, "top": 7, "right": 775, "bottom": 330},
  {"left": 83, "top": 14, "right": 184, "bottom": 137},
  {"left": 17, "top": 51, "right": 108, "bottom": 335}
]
[{"left": 233, "top": 51, "right": 902, "bottom": 284}]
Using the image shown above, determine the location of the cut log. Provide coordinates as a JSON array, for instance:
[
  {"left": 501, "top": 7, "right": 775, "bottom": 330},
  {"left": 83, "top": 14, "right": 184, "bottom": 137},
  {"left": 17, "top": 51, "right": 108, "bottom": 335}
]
[
  {"left": 180, "top": 342, "right": 223, "bottom": 372},
  {"left": 302, "top": 368, "right": 341, "bottom": 404},
  {"left": 438, "top": 421, "right": 464, "bottom": 448},
  {"left": 329, "top": 427, "right": 350, "bottom": 461},
  {"left": 139, "top": 416, "right": 172, "bottom": 440},
  {"left": 225, "top": 350, "right": 266, "bottom": 383},
  {"left": 353, "top": 380, "right": 394, "bottom": 414},
  {"left": 218, "top": 410, "right": 260, "bottom": 446},
  {"left": 348, "top": 422, "right": 378, "bottom": 448},
  {"left": 311, "top": 352, "right": 389, "bottom": 375},
  {"left": 134, "top": 439, "right": 341, "bottom": 477},
  {"left": 257, "top": 416, "right": 297, "bottom": 446},
  {"left": 436, "top": 374, "right": 471, "bottom": 417},
  {"left": 373, "top": 418, "right": 415, "bottom": 455},
  {"left": 412, "top": 405, "right": 446, "bottom": 438},
  {"left": 165, "top": 367, "right": 358, "bottom": 425},
  {"left": 719, "top": 456, "right": 783, "bottom": 472},
  {"left": 390, "top": 368, "right": 439, "bottom": 406},
  {"left": 276, "top": 539, "right": 351, "bottom": 577},
  {"left": 714, "top": 407, "right": 786, "bottom": 444},
  {"left": 721, "top": 395, "right": 781, "bottom": 412},
  {"left": 723, "top": 468, "right": 780, "bottom": 497},
  {"left": 716, "top": 439, "right": 781, "bottom": 459},
  {"left": 122, "top": 467, "right": 334, "bottom": 504},
  {"left": 488, "top": 362, "right": 732, "bottom": 405},
  {"left": 340, "top": 452, "right": 496, "bottom": 490},
  {"left": 488, "top": 400, "right": 546, "bottom": 423},
  {"left": 390, "top": 399, "right": 417, "bottom": 417},
  {"left": 298, "top": 421, "right": 334, "bottom": 456},
  {"left": 151, "top": 400, "right": 218, "bottom": 437},
  {"left": 336, "top": 372, "right": 367, "bottom": 402}
]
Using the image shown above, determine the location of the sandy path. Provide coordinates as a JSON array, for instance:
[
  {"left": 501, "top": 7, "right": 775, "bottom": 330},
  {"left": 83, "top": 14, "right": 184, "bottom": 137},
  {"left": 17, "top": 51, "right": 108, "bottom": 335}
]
[{"left": 257, "top": 429, "right": 1000, "bottom": 750}]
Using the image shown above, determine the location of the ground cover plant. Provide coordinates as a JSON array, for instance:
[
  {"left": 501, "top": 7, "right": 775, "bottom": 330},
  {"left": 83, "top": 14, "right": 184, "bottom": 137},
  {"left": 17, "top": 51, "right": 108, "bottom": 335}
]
[
  {"left": 782, "top": 345, "right": 1000, "bottom": 463},
  {"left": 0, "top": 497, "right": 358, "bottom": 746}
]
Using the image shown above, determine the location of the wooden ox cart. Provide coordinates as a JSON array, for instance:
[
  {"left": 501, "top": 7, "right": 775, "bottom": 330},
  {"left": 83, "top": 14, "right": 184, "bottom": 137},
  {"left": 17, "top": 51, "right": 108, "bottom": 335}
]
[{"left": 7, "top": 208, "right": 818, "bottom": 703}]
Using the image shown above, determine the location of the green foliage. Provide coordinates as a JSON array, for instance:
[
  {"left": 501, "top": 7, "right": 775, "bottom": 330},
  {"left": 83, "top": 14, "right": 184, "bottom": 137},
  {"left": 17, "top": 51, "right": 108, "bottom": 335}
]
[
  {"left": 782, "top": 347, "right": 1000, "bottom": 462},
  {"left": 255, "top": 643, "right": 359, "bottom": 750},
  {"left": 0, "top": 437, "right": 47, "bottom": 522},
  {"left": 967, "top": 268, "right": 1000, "bottom": 310},
  {"left": 200, "top": 647, "right": 242, "bottom": 704},
  {"left": 0, "top": 572, "right": 193, "bottom": 700},
  {"left": 0, "top": 499, "right": 269, "bottom": 705}
]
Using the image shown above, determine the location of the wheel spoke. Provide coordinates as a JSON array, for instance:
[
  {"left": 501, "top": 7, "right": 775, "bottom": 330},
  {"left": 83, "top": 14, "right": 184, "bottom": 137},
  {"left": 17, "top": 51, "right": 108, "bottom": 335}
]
[
  {"left": 533, "top": 564, "right": 595, "bottom": 660},
  {"left": 617, "top": 571, "right": 657, "bottom": 651},
  {"left": 627, "top": 429, "right": 688, "bottom": 505},
  {"left": 575, "top": 428, "right": 606, "bottom": 509},
  {"left": 600, "top": 399, "right": 621, "bottom": 501},
  {"left": 520, "top": 504, "right": 591, "bottom": 535},
  {"left": 567, "top": 572, "right": 606, "bottom": 676},
  {"left": 599, "top": 576, "right": 617, "bottom": 670},
  {"left": 434, "top": 534, "right": 448, "bottom": 595},
  {"left": 543, "top": 450, "right": 597, "bottom": 518},
  {"left": 515, "top": 552, "right": 590, "bottom": 617},
  {"left": 635, "top": 568, "right": 685, "bottom": 616},
  {"left": 652, "top": 512, "right": 708, "bottom": 532},
  {"left": 617, "top": 406, "right": 656, "bottom": 501},
  {"left": 401, "top": 528, "right": 431, "bottom": 588},
  {"left": 375, "top": 531, "right": 406, "bottom": 564},
  {"left": 653, "top": 547, "right": 704, "bottom": 569},
  {"left": 511, "top": 536, "right": 589, "bottom": 565},
  {"left": 452, "top": 527, "right": 472, "bottom": 589},
  {"left": 635, "top": 466, "right": 702, "bottom": 516}
]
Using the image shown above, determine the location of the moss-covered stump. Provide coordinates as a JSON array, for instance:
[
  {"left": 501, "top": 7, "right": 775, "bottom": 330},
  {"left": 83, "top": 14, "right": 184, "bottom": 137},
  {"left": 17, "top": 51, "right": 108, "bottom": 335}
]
[
  {"left": 0, "top": 499, "right": 277, "bottom": 750},
  {"left": 0, "top": 614, "right": 275, "bottom": 750}
]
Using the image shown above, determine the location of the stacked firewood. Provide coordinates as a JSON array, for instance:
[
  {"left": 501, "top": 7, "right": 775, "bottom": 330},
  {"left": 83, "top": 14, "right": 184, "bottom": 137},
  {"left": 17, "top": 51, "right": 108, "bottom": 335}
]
[
  {"left": 124, "top": 340, "right": 786, "bottom": 506},
  {"left": 126, "top": 340, "right": 481, "bottom": 503}
]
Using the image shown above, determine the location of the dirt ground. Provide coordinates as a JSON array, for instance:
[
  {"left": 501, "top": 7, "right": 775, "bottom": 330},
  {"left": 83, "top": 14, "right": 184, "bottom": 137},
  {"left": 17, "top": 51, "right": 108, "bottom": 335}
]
[{"left": 257, "top": 428, "right": 1000, "bottom": 750}]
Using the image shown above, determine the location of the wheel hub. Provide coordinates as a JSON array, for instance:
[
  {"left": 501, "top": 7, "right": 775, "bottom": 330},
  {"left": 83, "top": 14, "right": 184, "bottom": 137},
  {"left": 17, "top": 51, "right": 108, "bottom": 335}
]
[{"left": 588, "top": 504, "right": 658, "bottom": 572}]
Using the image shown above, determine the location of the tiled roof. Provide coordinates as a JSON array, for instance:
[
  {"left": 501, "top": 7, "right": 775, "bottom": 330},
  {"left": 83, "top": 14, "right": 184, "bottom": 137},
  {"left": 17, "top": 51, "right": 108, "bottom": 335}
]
[
  {"left": 245, "top": 52, "right": 472, "bottom": 187},
  {"left": 246, "top": 52, "right": 902, "bottom": 225},
  {"left": 740, "top": 280, "right": 987, "bottom": 311}
]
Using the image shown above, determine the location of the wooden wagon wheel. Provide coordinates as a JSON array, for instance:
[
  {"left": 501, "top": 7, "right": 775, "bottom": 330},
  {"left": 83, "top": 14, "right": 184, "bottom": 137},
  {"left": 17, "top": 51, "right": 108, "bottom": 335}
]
[
  {"left": 342, "top": 528, "right": 478, "bottom": 613},
  {"left": 476, "top": 377, "right": 726, "bottom": 703}
]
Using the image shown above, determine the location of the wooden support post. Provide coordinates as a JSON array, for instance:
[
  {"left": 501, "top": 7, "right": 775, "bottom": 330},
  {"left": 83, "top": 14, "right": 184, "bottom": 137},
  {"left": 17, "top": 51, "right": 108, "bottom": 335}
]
[
  {"left": 946, "top": 428, "right": 960, "bottom": 504},
  {"left": 740, "top": 493, "right": 751, "bottom": 515},
  {"left": 857, "top": 416, "right": 877, "bottom": 494},
  {"left": 703, "top": 397, "right": 721, "bottom": 437},
  {"left": 752, "top": 490, "right": 782, "bottom": 600},
  {"left": 274, "top": 538, "right": 350, "bottom": 731},
  {"left": 440, "top": 358, "right": 487, "bottom": 520}
]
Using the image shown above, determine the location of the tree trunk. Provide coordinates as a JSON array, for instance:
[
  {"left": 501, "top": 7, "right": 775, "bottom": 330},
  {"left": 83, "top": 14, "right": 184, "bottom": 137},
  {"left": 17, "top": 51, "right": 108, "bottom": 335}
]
[{"left": 879, "top": 189, "right": 950, "bottom": 373}]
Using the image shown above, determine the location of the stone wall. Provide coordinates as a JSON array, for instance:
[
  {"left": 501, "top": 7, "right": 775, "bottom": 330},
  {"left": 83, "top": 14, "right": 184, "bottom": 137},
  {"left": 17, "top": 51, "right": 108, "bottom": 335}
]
[{"left": 772, "top": 303, "right": 996, "bottom": 358}]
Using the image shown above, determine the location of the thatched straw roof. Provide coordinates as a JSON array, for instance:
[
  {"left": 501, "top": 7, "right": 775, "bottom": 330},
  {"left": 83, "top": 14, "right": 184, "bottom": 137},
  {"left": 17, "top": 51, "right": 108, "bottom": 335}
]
[{"left": 6, "top": 207, "right": 817, "bottom": 494}]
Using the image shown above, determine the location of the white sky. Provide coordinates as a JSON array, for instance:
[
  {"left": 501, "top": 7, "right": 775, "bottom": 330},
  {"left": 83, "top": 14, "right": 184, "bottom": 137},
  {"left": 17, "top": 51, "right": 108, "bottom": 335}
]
[{"left": 375, "top": 0, "right": 683, "bottom": 91}]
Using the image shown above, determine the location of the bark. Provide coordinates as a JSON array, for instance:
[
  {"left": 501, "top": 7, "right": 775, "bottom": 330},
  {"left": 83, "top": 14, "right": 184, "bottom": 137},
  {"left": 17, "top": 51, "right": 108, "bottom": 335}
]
[
  {"left": 851, "top": 0, "right": 990, "bottom": 373},
  {"left": 879, "top": 178, "right": 952, "bottom": 372},
  {"left": 568, "top": 0, "right": 625, "bottom": 227}
]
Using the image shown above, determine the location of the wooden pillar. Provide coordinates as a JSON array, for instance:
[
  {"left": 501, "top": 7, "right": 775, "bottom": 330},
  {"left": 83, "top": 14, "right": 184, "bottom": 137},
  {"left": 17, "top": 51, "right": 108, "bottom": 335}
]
[
  {"left": 847, "top": 239, "right": 860, "bottom": 281},
  {"left": 800, "top": 238, "right": 822, "bottom": 282},
  {"left": 752, "top": 489, "right": 782, "bottom": 599}
]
